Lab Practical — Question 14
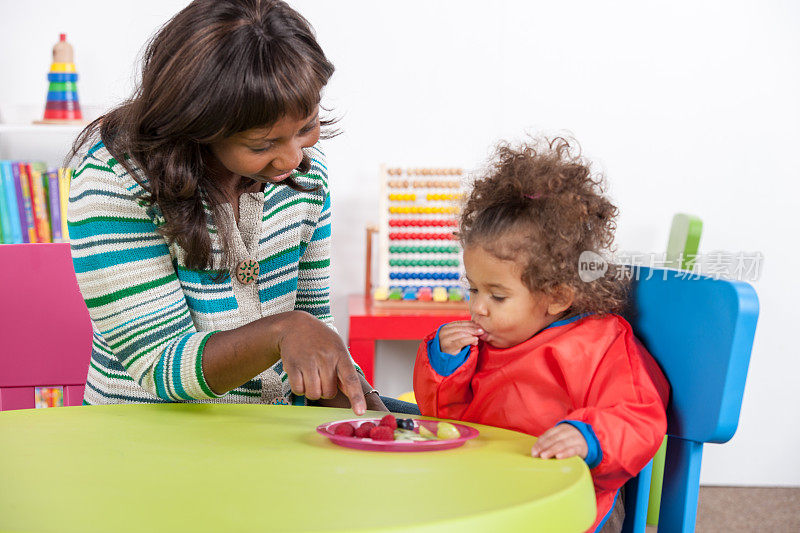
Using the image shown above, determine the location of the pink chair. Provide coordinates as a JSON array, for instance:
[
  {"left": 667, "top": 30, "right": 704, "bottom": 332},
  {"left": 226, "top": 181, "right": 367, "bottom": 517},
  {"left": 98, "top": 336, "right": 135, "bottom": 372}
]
[{"left": 0, "top": 243, "right": 92, "bottom": 410}]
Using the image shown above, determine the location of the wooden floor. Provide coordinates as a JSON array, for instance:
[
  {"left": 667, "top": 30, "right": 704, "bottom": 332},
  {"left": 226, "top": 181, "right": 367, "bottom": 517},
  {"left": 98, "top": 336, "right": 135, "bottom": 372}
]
[{"left": 645, "top": 486, "right": 800, "bottom": 532}]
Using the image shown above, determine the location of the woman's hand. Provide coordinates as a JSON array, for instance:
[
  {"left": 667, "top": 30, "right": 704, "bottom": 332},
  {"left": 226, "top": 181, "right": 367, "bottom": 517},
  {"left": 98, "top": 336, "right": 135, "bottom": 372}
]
[
  {"left": 311, "top": 374, "right": 389, "bottom": 412},
  {"left": 201, "top": 310, "right": 367, "bottom": 414},
  {"left": 438, "top": 321, "right": 483, "bottom": 355},
  {"left": 278, "top": 311, "right": 366, "bottom": 415},
  {"left": 530, "top": 424, "right": 588, "bottom": 460},
  {"left": 364, "top": 391, "right": 389, "bottom": 412}
]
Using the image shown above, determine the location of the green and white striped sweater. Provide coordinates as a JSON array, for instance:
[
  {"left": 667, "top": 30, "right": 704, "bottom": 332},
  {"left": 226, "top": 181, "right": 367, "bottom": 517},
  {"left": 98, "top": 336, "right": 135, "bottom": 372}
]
[{"left": 69, "top": 142, "right": 337, "bottom": 405}]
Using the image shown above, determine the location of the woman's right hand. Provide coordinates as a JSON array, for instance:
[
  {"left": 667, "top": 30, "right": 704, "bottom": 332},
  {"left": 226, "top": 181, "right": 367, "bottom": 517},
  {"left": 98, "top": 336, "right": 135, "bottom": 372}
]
[
  {"left": 438, "top": 321, "right": 484, "bottom": 355},
  {"left": 278, "top": 311, "right": 366, "bottom": 415}
]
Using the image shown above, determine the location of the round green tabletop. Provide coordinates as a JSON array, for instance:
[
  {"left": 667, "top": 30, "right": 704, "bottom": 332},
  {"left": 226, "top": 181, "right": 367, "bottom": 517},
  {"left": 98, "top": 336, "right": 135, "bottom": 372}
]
[{"left": 0, "top": 404, "right": 596, "bottom": 532}]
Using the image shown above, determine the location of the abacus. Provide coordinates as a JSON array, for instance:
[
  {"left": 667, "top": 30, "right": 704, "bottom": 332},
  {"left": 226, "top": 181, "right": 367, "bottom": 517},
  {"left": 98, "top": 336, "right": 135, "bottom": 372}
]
[{"left": 368, "top": 165, "right": 469, "bottom": 309}]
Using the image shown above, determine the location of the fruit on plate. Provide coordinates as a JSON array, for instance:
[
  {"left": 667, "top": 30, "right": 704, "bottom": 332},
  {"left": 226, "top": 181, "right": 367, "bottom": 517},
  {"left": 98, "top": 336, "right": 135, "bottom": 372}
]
[
  {"left": 369, "top": 425, "right": 395, "bottom": 441},
  {"left": 379, "top": 414, "right": 398, "bottom": 430},
  {"left": 418, "top": 425, "right": 436, "bottom": 439},
  {"left": 333, "top": 423, "right": 355, "bottom": 437},
  {"left": 397, "top": 418, "right": 414, "bottom": 430},
  {"left": 331, "top": 418, "right": 463, "bottom": 443},
  {"left": 436, "top": 422, "right": 460, "bottom": 440}
]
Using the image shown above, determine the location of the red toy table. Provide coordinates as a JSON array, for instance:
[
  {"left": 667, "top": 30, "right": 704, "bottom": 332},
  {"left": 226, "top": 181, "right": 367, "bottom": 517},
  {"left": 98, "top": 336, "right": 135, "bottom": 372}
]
[{"left": 347, "top": 295, "right": 470, "bottom": 383}]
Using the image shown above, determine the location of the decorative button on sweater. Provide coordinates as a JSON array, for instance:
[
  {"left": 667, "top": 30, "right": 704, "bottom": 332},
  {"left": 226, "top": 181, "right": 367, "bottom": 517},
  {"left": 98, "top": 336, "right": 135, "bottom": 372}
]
[{"left": 236, "top": 259, "right": 260, "bottom": 285}]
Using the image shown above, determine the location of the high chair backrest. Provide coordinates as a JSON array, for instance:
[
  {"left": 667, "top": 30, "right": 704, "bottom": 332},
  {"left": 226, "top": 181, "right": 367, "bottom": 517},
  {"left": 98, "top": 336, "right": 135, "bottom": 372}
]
[
  {"left": 621, "top": 266, "right": 759, "bottom": 533},
  {"left": 0, "top": 243, "right": 92, "bottom": 410}
]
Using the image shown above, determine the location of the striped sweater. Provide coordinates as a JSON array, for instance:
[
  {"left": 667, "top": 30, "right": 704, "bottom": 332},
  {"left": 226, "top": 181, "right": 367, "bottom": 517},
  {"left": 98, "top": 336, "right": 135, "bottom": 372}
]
[{"left": 69, "top": 142, "right": 337, "bottom": 405}]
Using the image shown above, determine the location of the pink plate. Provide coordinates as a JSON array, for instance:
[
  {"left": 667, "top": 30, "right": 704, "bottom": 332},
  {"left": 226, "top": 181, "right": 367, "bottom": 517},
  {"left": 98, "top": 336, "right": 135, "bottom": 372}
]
[{"left": 316, "top": 418, "right": 479, "bottom": 452}]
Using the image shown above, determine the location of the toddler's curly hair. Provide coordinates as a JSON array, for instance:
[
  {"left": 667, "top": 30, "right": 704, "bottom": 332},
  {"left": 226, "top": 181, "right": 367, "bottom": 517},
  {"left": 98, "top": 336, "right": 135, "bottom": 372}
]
[{"left": 460, "top": 136, "right": 629, "bottom": 315}]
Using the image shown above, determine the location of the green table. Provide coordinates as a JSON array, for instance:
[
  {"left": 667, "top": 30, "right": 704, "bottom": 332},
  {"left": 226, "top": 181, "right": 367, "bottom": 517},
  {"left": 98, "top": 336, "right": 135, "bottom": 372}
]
[{"left": 0, "top": 404, "right": 596, "bottom": 532}]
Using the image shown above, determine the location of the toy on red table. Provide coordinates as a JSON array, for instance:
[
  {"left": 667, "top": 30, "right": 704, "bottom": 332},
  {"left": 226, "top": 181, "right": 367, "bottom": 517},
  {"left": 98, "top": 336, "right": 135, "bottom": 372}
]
[{"left": 370, "top": 167, "right": 470, "bottom": 309}]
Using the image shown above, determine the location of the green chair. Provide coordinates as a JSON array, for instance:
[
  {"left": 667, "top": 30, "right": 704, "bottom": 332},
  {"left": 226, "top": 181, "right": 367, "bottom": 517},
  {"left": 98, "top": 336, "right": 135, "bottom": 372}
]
[
  {"left": 645, "top": 214, "right": 703, "bottom": 526},
  {"left": 665, "top": 213, "right": 703, "bottom": 271}
]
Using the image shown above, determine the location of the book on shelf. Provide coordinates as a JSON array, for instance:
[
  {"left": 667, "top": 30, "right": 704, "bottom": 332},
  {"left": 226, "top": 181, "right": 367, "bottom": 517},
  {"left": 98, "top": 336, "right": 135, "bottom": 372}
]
[
  {"left": 16, "top": 163, "right": 38, "bottom": 242},
  {"left": 35, "top": 386, "right": 64, "bottom": 408},
  {"left": 58, "top": 168, "right": 71, "bottom": 240},
  {"left": 28, "top": 162, "right": 52, "bottom": 243},
  {"left": 0, "top": 161, "right": 15, "bottom": 242},
  {"left": 0, "top": 160, "right": 73, "bottom": 244},
  {"left": 12, "top": 163, "right": 30, "bottom": 243},
  {"left": 46, "top": 169, "right": 62, "bottom": 242}
]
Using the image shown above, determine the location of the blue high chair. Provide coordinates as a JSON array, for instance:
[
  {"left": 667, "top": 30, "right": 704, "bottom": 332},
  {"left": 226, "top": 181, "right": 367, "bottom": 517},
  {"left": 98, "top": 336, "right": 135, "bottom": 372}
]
[{"left": 621, "top": 266, "right": 759, "bottom": 533}]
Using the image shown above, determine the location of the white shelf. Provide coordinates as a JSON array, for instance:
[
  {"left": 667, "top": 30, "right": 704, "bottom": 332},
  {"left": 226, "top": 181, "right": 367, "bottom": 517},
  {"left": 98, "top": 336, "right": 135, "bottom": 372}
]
[{"left": 0, "top": 124, "right": 86, "bottom": 133}]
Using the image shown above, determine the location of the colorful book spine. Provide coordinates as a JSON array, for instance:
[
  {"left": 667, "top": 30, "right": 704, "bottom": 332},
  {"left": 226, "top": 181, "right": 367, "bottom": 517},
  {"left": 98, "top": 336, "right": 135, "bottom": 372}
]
[
  {"left": 0, "top": 185, "right": 5, "bottom": 243},
  {"left": 1, "top": 161, "right": 23, "bottom": 243},
  {"left": 58, "top": 167, "right": 71, "bottom": 240},
  {"left": 0, "top": 162, "right": 10, "bottom": 242},
  {"left": 46, "top": 169, "right": 63, "bottom": 242},
  {"left": 42, "top": 167, "right": 51, "bottom": 222},
  {"left": 35, "top": 386, "right": 64, "bottom": 408},
  {"left": 28, "top": 163, "right": 52, "bottom": 243},
  {"left": 0, "top": 162, "right": 73, "bottom": 245},
  {"left": 16, "top": 163, "right": 37, "bottom": 243},
  {"left": 11, "top": 163, "right": 29, "bottom": 243}
]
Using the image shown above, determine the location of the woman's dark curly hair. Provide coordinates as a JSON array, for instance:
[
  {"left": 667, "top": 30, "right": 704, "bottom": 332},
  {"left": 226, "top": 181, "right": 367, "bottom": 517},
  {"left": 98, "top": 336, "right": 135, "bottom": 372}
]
[
  {"left": 459, "top": 136, "right": 629, "bottom": 316},
  {"left": 69, "top": 0, "right": 336, "bottom": 272}
]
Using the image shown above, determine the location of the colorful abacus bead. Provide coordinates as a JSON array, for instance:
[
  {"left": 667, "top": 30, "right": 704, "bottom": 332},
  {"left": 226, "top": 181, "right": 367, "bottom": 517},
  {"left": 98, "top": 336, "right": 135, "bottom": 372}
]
[
  {"left": 448, "top": 288, "right": 463, "bottom": 302},
  {"left": 417, "top": 287, "right": 433, "bottom": 301},
  {"left": 388, "top": 193, "right": 416, "bottom": 201},
  {"left": 388, "top": 288, "right": 403, "bottom": 300},
  {"left": 402, "top": 288, "right": 418, "bottom": 300},
  {"left": 432, "top": 287, "right": 448, "bottom": 302},
  {"left": 373, "top": 287, "right": 389, "bottom": 301}
]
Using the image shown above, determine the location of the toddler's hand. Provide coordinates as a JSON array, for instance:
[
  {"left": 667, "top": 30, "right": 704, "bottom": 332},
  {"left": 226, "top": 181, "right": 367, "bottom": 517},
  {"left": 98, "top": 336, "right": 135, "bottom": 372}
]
[
  {"left": 438, "top": 321, "right": 484, "bottom": 355},
  {"left": 531, "top": 424, "right": 588, "bottom": 460}
]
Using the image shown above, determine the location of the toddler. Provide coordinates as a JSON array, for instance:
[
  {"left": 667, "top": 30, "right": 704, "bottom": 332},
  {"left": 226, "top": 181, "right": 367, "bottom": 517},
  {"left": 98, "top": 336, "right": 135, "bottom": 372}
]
[{"left": 413, "top": 138, "right": 669, "bottom": 533}]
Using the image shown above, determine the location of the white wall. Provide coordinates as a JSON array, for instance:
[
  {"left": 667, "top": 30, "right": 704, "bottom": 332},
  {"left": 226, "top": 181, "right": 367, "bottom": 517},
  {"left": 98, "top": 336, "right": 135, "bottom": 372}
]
[{"left": 1, "top": 0, "right": 797, "bottom": 486}]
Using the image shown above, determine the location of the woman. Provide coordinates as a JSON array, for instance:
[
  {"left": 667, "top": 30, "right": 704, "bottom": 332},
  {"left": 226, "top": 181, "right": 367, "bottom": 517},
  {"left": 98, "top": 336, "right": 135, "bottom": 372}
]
[{"left": 68, "top": 0, "right": 417, "bottom": 415}]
